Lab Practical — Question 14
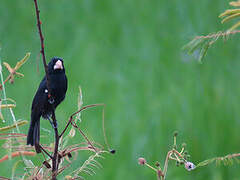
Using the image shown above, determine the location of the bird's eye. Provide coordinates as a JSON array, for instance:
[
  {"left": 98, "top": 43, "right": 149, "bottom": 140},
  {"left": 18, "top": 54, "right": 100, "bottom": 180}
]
[{"left": 53, "top": 60, "right": 63, "bottom": 70}]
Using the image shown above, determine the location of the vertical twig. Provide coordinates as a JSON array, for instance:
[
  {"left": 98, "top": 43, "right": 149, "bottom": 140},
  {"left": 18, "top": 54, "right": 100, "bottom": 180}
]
[
  {"left": 33, "top": 0, "right": 58, "bottom": 179},
  {"left": 163, "top": 151, "right": 172, "bottom": 179},
  {"left": 51, "top": 111, "right": 59, "bottom": 179},
  {"left": 33, "top": 0, "right": 51, "bottom": 95}
]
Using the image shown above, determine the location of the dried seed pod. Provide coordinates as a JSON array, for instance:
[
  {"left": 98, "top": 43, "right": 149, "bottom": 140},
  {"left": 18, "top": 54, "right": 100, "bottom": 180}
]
[
  {"left": 43, "top": 161, "right": 51, "bottom": 168},
  {"left": 67, "top": 152, "right": 72, "bottom": 158},
  {"left": 184, "top": 162, "right": 196, "bottom": 171},
  {"left": 138, "top": 157, "right": 146, "bottom": 165},
  {"left": 110, "top": 149, "right": 116, "bottom": 154}
]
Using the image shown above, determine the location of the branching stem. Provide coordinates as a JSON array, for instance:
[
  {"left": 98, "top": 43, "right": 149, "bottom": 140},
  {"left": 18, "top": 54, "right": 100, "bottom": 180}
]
[
  {"left": 33, "top": 0, "right": 58, "bottom": 179},
  {"left": 59, "top": 104, "right": 104, "bottom": 138}
]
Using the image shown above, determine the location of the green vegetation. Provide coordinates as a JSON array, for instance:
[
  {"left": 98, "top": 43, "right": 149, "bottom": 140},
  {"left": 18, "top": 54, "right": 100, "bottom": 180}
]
[{"left": 0, "top": 0, "right": 240, "bottom": 179}]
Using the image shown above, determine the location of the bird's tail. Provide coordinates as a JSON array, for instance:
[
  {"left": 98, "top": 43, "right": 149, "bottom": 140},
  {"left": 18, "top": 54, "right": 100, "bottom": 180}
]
[{"left": 27, "top": 116, "right": 40, "bottom": 146}]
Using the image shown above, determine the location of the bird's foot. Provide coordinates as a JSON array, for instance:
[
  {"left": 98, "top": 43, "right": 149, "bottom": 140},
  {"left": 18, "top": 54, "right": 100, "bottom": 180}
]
[
  {"left": 47, "top": 118, "right": 55, "bottom": 128},
  {"left": 48, "top": 119, "right": 53, "bottom": 127},
  {"left": 47, "top": 116, "right": 58, "bottom": 129},
  {"left": 53, "top": 121, "right": 58, "bottom": 129},
  {"left": 49, "top": 120, "right": 58, "bottom": 129}
]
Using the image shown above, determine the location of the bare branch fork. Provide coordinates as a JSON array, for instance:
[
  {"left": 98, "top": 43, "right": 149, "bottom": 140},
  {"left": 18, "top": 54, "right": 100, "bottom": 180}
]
[
  {"left": 60, "top": 104, "right": 104, "bottom": 138},
  {"left": 60, "top": 104, "right": 105, "bottom": 153}
]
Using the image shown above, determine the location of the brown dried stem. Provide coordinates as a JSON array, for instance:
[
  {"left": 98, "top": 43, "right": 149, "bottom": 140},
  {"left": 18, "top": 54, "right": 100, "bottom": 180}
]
[
  {"left": 0, "top": 151, "right": 36, "bottom": 163},
  {"left": 59, "top": 104, "right": 104, "bottom": 138},
  {"left": 33, "top": 0, "right": 51, "bottom": 95},
  {"left": 51, "top": 111, "right": 59, "bottom": 179}
]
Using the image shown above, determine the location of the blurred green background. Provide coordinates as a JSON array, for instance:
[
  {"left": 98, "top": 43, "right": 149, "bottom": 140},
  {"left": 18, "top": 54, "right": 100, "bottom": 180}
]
[{"left": 0, "top": 0, "right": 240, "bottom": 179}]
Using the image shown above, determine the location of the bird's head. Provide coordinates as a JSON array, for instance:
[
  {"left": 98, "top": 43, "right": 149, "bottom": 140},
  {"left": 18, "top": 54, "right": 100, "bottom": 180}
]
[{"left": 48, "top": 57, "right": 65, "bottom": 74}]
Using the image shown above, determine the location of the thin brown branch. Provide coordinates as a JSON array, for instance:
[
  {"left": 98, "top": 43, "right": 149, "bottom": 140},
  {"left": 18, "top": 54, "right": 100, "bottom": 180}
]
[
  {"left": 38, "top": 144, "right": 53, "bottom": 159},
  {"left": 72, "top": 123, "right": 97, "bottom": 152},
  {"left": 59, "top": 104, "right": 105, "bottom": 156},
  {"left": 59, "top": 104, "right": 104, "bottom": 138},
  {"left": 33, "top": 1, "right": 59, "bottom": 179},
  {"left": 0, "top": 133, "right": 27, "bottom": 136},
  {"left": 61, "top": 146, "right": 96, "bottom": 158},
  {"left": 0, "top": 151, "right": 36, "bottom": 163},
  {"left": 51, "top": 111, "right": 59, "bottom": 180},
  {"left": 102, "top": 105, "right": 110, "bottom": 150},
  {"left": 0, "top": 133, "right": 26, "bottom": 139},
  {"left": 55, "top": 163, "right": 71, "bottom": 176},
  {"left": 33, "top": 0, "right": 51, "bottom": 96}
]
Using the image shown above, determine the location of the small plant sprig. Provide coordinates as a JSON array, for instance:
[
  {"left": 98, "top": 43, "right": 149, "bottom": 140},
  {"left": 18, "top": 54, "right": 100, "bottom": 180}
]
[
  {"left": 0, "top": 53, "right": 32, "bottom": 180},
  {"left": 0, "top": 53, "right": 30, "bottom": 122},
  {"left": 0, "top": 52, "right": 30, "bottom": 89},
  {"left": 196, "top": 152, "right": 240, "bottom": 168},
  {"left": 138, "top": 131, "right": 240, "bottom": 179},
  {"left": 138, "top": 131, "right": 195, "bottom": 180},
  {"left": 183, "top": 0, "right": 240, "bottom": 62}
]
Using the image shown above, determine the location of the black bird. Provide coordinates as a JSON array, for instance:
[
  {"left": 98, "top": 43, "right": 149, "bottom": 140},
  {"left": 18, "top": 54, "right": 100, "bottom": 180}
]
[{"left": 27, "top": 57, "right": 68, "bottom": 148}]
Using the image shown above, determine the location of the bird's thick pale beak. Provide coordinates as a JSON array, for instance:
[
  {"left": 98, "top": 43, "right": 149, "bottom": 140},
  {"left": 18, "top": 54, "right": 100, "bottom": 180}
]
[{"left": 54, "top": 60, "right": 63, "bottom": 70}]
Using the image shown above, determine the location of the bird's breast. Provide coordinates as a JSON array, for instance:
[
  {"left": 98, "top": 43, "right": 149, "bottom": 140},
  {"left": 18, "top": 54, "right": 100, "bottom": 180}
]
[{"left": 49, "top": 73, "right": 67, "bottom": 107}]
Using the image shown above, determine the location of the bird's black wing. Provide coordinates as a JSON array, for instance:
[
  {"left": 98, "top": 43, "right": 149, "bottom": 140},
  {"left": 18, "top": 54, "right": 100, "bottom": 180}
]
[
  {"left": 31, "top": 76, "right": 48, "bottom": 112},
  {"left": 27, "top": 76, "right": 48, "bottom": 145}
]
